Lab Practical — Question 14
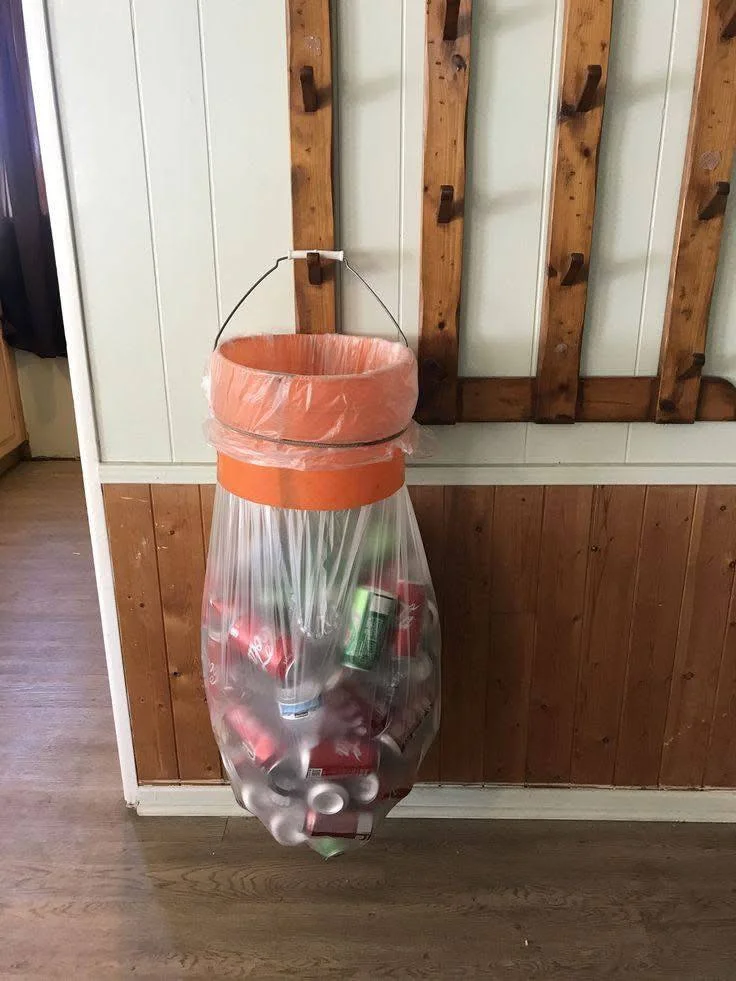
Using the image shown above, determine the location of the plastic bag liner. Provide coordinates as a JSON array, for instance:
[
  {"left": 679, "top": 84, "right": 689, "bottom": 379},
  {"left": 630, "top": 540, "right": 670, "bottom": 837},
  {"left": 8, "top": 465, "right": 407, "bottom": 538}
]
[{"left": 202, "top": 333, "right": 440, "bottom": 855}]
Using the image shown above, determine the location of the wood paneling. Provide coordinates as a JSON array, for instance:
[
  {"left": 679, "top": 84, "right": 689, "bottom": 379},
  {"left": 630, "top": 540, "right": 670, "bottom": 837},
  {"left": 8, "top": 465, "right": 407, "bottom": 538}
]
[
  {"left": 660, "top": 486, "right": 736, "bottom": 787},
  {"left": 571, "top": 486, "right": 646, "bottom": 785},
  {"left": 103, "top": 485, "right": 178, "bottom": 781},
  {"left": 106, "top": 481, "right": 736, "bottom": 789},
  {"left": 485, "top": 487, "right": 544, "bottom": 783},
  {"left": 526, "top": 487, "right": 594, "bottom": 783},
  {"left": 441, "top": 486, "right": 493, "bottom": 782},
  {"left": 615, "top": 487, "right": 695, "bottom": 787},
  {"left": 150, "top": 485, "right": 220, "bottom": 781}
]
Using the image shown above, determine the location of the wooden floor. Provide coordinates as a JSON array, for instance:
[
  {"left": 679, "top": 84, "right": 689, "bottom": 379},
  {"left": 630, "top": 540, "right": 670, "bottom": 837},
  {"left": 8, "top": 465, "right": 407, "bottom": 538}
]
[{"left": 2, "top": 463, "right": 736, "bottom": 979}]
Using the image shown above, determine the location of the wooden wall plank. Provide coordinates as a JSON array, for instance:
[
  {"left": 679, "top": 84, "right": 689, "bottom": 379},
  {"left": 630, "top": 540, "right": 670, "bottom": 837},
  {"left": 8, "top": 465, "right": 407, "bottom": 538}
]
[
  {"left": 615, "top": 487, "right": 696, "bottom": 787},
  {"left": 535, "top": 0, "right": 613, "bottom": 423},
  {"left": 408, "top": 485, "right": 446, "bottom": 782},
  {"left": 660, "top": 486, "right": 736, "bottom": 787},
  {"left": 485, "top": 487, "right": 544, "bottom": 783},
  {"left": 705, "top": 576, "right": 736, "bottom": 787},
  {"left": 571, "top": 486, "right": 646, "bottom": 785},
  {"left": 440, "top": 486, "right": 493, "bottom": 782},
  {"left": 103, "top": 485, "right": 178, "bottom": 782},
  {"left": 151, "top": 485, "right": 220, "bottom": 781},
  {"left": 199, "top": 484, "right": 216, "bottom": 557},
  {"left": 416, "top": 0, "right": 472, "bottom": 424},
  {"left": 656, "top": 1, "right": 736, "bottom": 423},
  {"left": 526, "top": 486, "right": 593, "bottom": 783},
  {"left": 287, "top": 0, "right": 336, "bottom": 334}
]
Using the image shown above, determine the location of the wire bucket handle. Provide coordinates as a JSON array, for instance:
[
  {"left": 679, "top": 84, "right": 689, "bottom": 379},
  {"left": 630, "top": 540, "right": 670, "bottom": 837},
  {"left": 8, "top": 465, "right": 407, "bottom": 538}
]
[{"left": 212, "top": 250, "right": 408, "bottom": 350}]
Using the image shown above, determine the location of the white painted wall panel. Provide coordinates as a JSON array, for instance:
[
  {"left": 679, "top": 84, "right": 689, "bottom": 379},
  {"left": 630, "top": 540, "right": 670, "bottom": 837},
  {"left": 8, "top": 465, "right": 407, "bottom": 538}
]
[
  {"left": 198, "top": 0, "right": 294, "bottom": 336},
  {"left": 460, "top": 0, "right": 557, "bottom": 377},
  {"left": 336, "top": 0, "right": 403, "bottom": 343},
  {"left": 131, "top": 0, "right": 218, "bottom": 463},
  {"left": 583, "top": 1, "right": 676, "bottom": 375},
  {"left": 47, "top": 0, "right": 171, "bottom": 461},
  {"left": 634, "top": 0, "right": 702, "bottom": 375}
]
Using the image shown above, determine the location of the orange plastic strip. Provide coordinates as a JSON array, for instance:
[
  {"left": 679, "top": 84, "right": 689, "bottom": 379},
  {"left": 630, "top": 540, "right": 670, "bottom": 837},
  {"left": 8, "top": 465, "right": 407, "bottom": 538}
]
[{"left": 217, "top": 452, "right": 405, "bottom": 511}]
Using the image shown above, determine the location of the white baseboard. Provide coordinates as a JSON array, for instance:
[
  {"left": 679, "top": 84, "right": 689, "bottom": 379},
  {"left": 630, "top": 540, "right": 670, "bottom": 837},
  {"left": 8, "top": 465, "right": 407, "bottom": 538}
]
[{"left": 135, "top": 783, "right": 736, "bottom": 822}]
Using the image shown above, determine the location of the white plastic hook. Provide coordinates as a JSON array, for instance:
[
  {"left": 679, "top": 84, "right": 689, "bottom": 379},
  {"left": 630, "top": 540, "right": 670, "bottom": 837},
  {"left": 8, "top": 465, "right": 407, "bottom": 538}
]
[{"left": 288, "top": 249, "right": 345, "bottom": 262}]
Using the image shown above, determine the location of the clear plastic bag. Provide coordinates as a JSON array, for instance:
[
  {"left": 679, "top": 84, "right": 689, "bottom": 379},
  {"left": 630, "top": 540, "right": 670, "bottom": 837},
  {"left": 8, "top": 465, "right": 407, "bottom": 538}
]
[{"left": 202, "top": 332, "right": 440, "bottom": 855}]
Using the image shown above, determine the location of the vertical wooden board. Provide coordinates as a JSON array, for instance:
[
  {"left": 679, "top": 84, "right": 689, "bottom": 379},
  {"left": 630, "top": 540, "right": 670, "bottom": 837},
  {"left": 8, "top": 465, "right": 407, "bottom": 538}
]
[
  {"left": 102, "top": 485, "right": 178, "bottom": 781},
  {"left": 526, "top": 485, "right": 593, "bottom": 784},
  {"left": 583, "top": 1, "right": 677, "bottom": 375},
  {"left": 635, "top": 0, "right": 702, "bottom": 375},
  {"left": 151, "top": 484, "right": 220, "bottom": 781},
  {"left": 199, "top": 484, "right": 216, "bottom": 558},
  {"left": 485, "top": 487, "right": 544, "bottom": 783},
  {"left": 417, "top": 0, "right": 472, "bottom": 424},
  {"left": 408, "top": 485, "right": 445, "bottom": 782},
  {"left": 199, "top": 0, "right": 294, "bottom": 335},
  {"left": 656, "top": 0, "right": 736, "bottom": 422},
  {"left": 287, "top": 0, "right": 336, "bottom": 334},
  {"left": 615, "top": 487, "right": 695, "bottom": 787},
  {"left": 46, "top": 0, "right": 171, "bottom": 462},
  {"left": 335, "top": 1, "right": 402, "bottom": 342},
  {"left": 660, "top": 486, "right": 736, "bottom": 787},
  {"left": 705, "top": 580, "right": 736, "bottom": 787},
  {"left": 440, "top": 486, "right": 493, "bottom": 782},
  {"left": 461, "top": 0, "right": 558, "bottom": 377},
  {"left": 571, "top": 485, "right": 646, "bottom": 785},
  {"left": 130, "top": 0, "right": 218, "bottom": 463},
  {"left": 535, "top": 0, "right": 613, "bottom": 422}
]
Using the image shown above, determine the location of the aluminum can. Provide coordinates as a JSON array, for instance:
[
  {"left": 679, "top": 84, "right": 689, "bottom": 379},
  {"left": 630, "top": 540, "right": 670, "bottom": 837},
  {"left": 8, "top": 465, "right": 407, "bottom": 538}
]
[
  {"left": 379, "top": 694, "right": 433, "bottom": 756},
  {"left": 306, "top": 737, "right": 379, "bottom": 779},
  {"left": 306, "top": 780, "right": 350, "bottom": 815},
  {"left": 392, "top": 580, "right": 427, "bottom": 658},
  {"left": 229, "top": 619, "right": 293, "bottom": 681},
  {"left": 305, "top": 810, "right": 373, "bottom": 840},
  {"left": 342, "top": 586, "right": 397, "bottom": 671},
  {"left": 221, "top": 703, "right": 284, "bottom": 770}
]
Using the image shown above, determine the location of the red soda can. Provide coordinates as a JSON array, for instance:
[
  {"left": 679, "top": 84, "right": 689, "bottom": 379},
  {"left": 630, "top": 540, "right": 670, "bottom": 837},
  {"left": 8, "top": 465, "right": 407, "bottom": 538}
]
[
  {"left": 307, "top": 737, "right": 379, "bottom": 779},
  {"left": 229, "top": 619, "right": 293, "bottom": 681},
  {"left": 393, "top": 581, "right": 427, "bottom": 658},
  {"left": 324, "top": 676, "right": 389, "bottom": 737},
  {"left": 221, "top": 704, "right": 284, "bottom": 770},
  {"left": 305, "top": 809, "right": 373, "bottom": 840}
]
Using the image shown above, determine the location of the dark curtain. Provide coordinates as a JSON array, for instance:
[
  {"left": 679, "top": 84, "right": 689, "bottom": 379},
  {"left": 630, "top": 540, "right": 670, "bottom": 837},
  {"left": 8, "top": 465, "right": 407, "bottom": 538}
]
[{"left": 0, "top": 0, "right": 64, "bottom": 357}]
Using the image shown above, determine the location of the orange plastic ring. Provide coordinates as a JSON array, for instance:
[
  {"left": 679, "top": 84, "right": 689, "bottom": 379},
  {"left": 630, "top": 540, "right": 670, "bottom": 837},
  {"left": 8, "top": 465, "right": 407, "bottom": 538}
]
[{"left": 217, "top": 451, "right": 405, "bottom": 511}]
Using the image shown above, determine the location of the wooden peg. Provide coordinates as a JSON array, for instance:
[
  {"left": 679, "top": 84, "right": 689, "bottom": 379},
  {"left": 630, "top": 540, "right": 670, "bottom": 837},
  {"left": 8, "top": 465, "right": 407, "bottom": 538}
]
[
  {"left": 722, "top": 5, "right": 736, "bottom": 40},
  {"left": 698, "top": 181, "right": 730, "bottom": 221},
  {"left": 443, "top": 0, "right": 460, "bottom": 41},
  {"left": 677, "top": 352, "right": 706, "bottom": 382},
  {"left": 299, "top": 66, "right": 318, "bottom": 113},
  {"left": 437, "top": 185, "right": 454, "bottom": 224},
  {"left": 575, "top": 64, "right": 603, "bottom": 114},
  {"left": 306, "top": 251, "right": 322, "bottom": 286},
  {"left": 560, "top": 252, "right": 585, "bottom": 287}
]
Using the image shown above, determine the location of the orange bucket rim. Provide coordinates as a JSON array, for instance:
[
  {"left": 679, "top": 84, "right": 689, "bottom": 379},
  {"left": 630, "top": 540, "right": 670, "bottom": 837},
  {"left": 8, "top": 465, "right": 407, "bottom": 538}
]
[{"left": 215, "top": 333, "right": 416, "bottom": 384}]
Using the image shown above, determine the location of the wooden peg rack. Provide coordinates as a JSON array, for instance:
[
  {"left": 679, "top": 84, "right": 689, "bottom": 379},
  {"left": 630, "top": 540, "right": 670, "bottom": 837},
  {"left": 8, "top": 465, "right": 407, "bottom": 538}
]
[{"left": 285, "top": 0, "right": 736, "bottom": 424}]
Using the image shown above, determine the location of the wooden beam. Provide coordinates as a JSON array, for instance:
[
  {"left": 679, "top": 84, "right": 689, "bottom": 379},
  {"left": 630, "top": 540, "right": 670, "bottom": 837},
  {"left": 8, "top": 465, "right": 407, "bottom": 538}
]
[
  {"left": 656, "top": 1, "right": 736, "bottom": 422},
  {"left": 286, "top": 0, "right": 336, "bottom": 334},
  {"left": 458, "top": 375, "right": 736, "bottom": 423},
  {"left": 534, "top": 0, "right": 613, "bottom": 423},
  {"left": 417, "top": 0, "right": 472, "bottom": 424}
]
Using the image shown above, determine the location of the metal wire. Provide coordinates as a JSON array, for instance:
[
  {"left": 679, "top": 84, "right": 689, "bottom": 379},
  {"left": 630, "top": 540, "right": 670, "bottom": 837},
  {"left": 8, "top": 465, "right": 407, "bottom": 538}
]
[{"left": 212, "top": 254, "right": 409, "bottom": 349}]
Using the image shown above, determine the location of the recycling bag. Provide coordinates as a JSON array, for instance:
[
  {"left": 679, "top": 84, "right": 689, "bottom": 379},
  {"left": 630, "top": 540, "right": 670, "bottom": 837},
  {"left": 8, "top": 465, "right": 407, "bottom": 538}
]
[{"left": 202, "top": 333, "right": 440, "bottom": 856}]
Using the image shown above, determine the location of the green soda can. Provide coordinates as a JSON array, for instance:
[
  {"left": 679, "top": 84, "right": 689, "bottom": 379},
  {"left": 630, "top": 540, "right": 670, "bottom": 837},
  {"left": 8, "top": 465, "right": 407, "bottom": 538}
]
[{"left": 342, "top": 586, "right": 397, "bottom": 671}]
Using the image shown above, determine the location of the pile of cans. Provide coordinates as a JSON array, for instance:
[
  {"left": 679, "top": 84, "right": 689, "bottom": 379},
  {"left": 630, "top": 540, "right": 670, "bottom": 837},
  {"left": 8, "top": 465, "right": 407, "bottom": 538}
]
[{"left": 202, "top": 497, "right": 440, "bottom": 856}]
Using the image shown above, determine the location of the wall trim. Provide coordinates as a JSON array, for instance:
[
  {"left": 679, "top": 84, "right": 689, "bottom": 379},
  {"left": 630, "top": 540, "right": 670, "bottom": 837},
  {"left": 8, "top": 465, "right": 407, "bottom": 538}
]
[
  {"left": 23, "top": 0, "right": 138, "bottom": 804},
  {"left": 98, "top": 461, "right": 736, "bottom": 486},
  {"left": 136, "top": 783, "right": 736, "bottom": 822}
]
